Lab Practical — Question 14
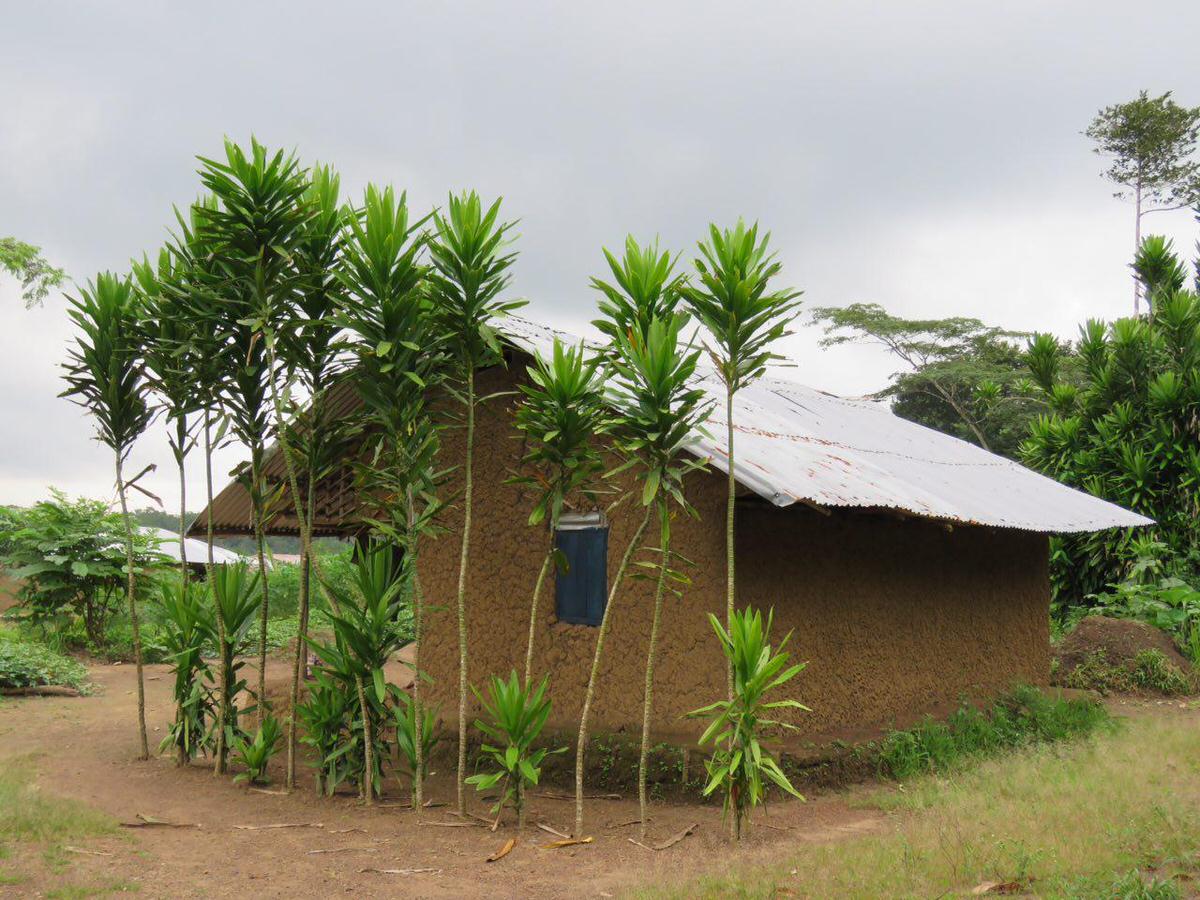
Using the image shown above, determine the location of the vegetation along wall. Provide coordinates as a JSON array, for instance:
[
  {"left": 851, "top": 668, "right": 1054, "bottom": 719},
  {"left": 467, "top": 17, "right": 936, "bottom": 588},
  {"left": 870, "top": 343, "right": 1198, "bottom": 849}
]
[{"left": 418, "top": 362, "right": 1051, "bottom": 742}]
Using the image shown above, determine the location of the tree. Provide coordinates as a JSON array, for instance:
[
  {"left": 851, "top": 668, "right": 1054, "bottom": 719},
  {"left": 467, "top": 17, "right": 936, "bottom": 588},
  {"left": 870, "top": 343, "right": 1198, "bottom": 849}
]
[
  {"left": 573, "top": 236, "right": 679, "bottom": 839},
  {"left": 133, "top": 247, "right": 203, "bottom": 584},
  {"left": 268, "top": 163, "right": 349, "bottom": 789},
  {"left": 427, "top": 191, "right": 523, "bottom": 814},
  {"left": 511, "top": 339, "right": 610, "bottom": 685},
  {"left": 196, "top": 138, "right": 310, "bottom": 728},
  {"left": 60, "top": 272, "right": 156, "bottom": 758},
  {"left": 339, "top": 183, "right": 444, "bottom": 809},
  {"left": 0, "top": 237, "right": 66, "bottom": 308},
  {"left": 1022, "top": 237, "right": 1200, "bottom": 608},
  {"left": 681, "top": 220, "right": 801, "bottom": 730},
  {"left": 608, "top": 313, "right": 709, "bottom": 840},
  {"left": 1085, "top": 91, "right": 1200, "bottom": 313},
  {"left": 0, "top": 491, "right": 158, "bottom": 646},
  {"left": 811, "top": 303, "right": 1034, "bottom": 456}
]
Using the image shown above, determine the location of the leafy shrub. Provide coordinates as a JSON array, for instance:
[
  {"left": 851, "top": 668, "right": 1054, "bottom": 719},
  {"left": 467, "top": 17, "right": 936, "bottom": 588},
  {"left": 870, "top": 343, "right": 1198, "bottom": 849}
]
[
  {"left": 0, "top": 630, "right": 90, "bottom": 693},
  {"left": 878, "top": 686, "right": 1111, "bottom": 780},
  {"left": 296, "top": 669, "right": 355, "bottom": 796},
  {"left": 151, "top": 581, "right": 214, "bottom": 762},
  {"left": 466, "top": 671, "right": 564, "bottom": 828},
  {"left": 1087, "top": 548, "right": 1200, "bottom": 665},
  {"left": 231, "top": 714, "right": 282, "bottom": 784},
  {"left": 687, "top": 607, "right": 808, "bottom": 840},
  {"left": 0, "top": 491, "right": 161, "bottom": 646}
]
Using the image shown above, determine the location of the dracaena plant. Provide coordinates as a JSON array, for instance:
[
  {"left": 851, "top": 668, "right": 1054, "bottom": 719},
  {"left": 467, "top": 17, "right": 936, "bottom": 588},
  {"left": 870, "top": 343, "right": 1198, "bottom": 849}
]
[
  {"left": 271, "top": 163, "right": 351, "bottom": 790},
  {"left": 152, "top": 579, "right": 215, "bottom": 765},
  {"left": 339, "top": 183, "right": 444, "bottom": 808},
  {"left": 511, "top": 339, "right": 610, "bottom": 684},
  {"left": 608, "top": 312, "right": 710, "bottom": 840},
  {"left": 466, "top": 671, "right": 564, "bottom": 829},
  {"left": 161, "top": 194, "right": 241, "bottom": 773},
  {"left": 680, "top": 221, "right": 801, "bottom": 720},
  {"left": 687, "top": 607, "right": 808, "bottom": 841},
  {"left": 572, "top": 236, "right": 687, "bottom": 839},
  {"left": 231, "top": 712, "right": 283, "bottom": 785},
  {"left": 206, "top": 561, "right": 263, "bottom": 752},
  {"left": 195, "top": 137, "right": 310, "bottom": 730},
  {"left": 428, "top": 190, "right": 524, "bottom": 814},
  {"left": 312, "top": 543, "right": 409, "bottom": 805},
  {"left": 60, "top": 271, "right": 156, "bottom": 759}
]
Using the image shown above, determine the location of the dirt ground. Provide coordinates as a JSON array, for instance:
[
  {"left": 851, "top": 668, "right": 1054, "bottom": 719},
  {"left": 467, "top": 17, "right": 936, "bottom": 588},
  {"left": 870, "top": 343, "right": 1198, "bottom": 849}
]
[{"left": 0, "top": 660, "right": 889, "bottom": 899}]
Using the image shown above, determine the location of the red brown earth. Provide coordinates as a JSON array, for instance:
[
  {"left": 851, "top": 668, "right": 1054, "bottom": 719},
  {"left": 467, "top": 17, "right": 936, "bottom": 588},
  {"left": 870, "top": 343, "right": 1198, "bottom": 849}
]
[
  {"left": 1053, "top": 615, "right": 1195, "bottom": 684},
  {"left": 0, "top": 659, "right": 888, "bottom": 899}
]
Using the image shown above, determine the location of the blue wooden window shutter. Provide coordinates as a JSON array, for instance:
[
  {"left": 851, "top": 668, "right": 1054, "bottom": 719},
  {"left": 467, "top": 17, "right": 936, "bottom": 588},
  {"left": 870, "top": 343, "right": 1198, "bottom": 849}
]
[{"left": 554, "top": 512, "right": 608, "bottom": 626}]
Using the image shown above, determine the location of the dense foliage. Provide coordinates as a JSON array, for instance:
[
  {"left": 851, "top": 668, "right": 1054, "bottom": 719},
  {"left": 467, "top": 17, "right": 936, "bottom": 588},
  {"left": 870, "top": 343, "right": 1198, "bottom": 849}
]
[
  {"left": 0, "top": 627, "right": 90, "bottom": 693},
  {"left": 1021, "top": 237, "right": 1200, "bottom": 607},
  {"left": 0, "top": 492, "right": 161, "bottom": 645}
]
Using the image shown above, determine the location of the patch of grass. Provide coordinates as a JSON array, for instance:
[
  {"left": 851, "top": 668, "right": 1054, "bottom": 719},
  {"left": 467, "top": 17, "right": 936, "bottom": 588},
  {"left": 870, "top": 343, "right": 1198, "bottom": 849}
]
[
  {"left": 1064, "top": 649, "right": 1193, "bottom": 696},
  {"left": 1063, "top": 868, "right": 1182, "bottom": 899},
  {"left": 641, "top": 711, "right": 1200, "bottom": 898},
  {"left": 0, "top": 633, "right": 91, "bottom": 694},
  {"left": 0, "top": 761, "right": 116, "bottom": 843},
  {"left": 876, "top": 685, "right": 1111, "bottom": 780},
  {"left": 45, "top": 884, "right": 140, "bottom": 900}
]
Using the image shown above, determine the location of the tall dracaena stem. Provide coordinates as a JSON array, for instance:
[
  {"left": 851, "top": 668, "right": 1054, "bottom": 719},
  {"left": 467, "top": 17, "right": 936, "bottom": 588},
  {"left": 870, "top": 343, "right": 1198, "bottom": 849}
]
[
  {"left": 725, "top": 384, "right": 735, "bottom": 697},
  {"left": 523, "top": 525, "right": 556, "bottom": 686},
  {"left": 407, "top": 485, "right": 426, "bottom": 810},
  {"left": 251, "top": 440, "right": 270, "bottom": 728},
  {"left": 574, "top": 504, "right": 653, "bottom": 838},
  {"left": 205, "top": 411, "right": 231, "bottom": 774},
  {"left": 176, "top": 415, "right": 189, "bottom": 584},
  {"left": 638, "top": 500, "right": 671, "bottom": 841},
  {"left": 455, "top": 368, "right": 476, "bottom": 815},
  {"left": 115, "top": 454, "right": 149, "bottom": 760},
  {"left": 263, "top": 335, "right": 316, "bottom": 790}
]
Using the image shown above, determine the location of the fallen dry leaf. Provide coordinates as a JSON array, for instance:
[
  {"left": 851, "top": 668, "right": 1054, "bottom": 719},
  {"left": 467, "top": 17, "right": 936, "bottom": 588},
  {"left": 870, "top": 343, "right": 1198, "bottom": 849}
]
[
  {"left": 121, "top": 814, "right": 200, "bottom": 829},
  {"left": 540, "top": 837, "right": 594, "bottom": 850},
  {"left": 487, "top": 837, "right": 516, "bottom": 862}
]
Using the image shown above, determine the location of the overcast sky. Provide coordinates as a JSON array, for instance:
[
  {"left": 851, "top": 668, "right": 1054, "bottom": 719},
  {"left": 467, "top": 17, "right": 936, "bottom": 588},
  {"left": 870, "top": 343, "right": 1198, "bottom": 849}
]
[{"left": 2, "top": 1, "right": 1198, "bottom": 513}]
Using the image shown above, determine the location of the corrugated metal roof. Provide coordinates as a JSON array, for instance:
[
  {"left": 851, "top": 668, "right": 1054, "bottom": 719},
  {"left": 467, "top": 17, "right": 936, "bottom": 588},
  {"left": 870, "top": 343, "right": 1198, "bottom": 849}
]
[{"left": 499, "top": 314, "right": 1152, "bottom": 534}]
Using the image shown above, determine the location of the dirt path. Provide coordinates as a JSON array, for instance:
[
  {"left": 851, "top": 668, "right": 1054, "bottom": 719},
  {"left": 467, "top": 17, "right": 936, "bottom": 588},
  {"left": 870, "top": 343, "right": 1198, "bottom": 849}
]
[{"left": 0, "top": 661, "right": 887, "bottom": 899}]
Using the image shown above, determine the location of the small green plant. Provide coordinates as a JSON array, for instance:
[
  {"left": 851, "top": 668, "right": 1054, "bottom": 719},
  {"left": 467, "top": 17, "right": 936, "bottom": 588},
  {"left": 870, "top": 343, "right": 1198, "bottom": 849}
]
[
  {"left": 395, "top": 694, "right": 440, "bottom": 805},
  {"left": 687, "top": 607, "right": 809, "bottom": 840},
  {"left": 207, "top": 562, "right": 263, "bottom": 763},
  {"left": 231, "top": 714, "right": 282, "bottom": 785},
  {"left": 150, "top": 580, "right": 213, "bottom": 764},
  {"left": 295, "top": 669, "right": 354, "bottom": 796},
  {"left": 1130, "top": 649, "right": 1193, "bottom": 694},
  {"left": 466, "top": 671, "right": 564, "bottom": 829}
]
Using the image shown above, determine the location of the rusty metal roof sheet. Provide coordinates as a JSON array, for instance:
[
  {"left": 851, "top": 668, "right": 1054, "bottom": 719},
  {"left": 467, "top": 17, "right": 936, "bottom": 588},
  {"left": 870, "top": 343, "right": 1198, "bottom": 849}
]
[{"left": 499, "top": 315, "right": 1152, "bottom": 534}]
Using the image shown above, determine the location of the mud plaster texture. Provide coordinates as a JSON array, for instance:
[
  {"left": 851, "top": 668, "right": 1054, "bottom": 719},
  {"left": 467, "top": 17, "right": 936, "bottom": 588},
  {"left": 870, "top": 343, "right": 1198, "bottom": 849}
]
[{"left": 417, "top": 363, "right": 1052, "bottom": 743}]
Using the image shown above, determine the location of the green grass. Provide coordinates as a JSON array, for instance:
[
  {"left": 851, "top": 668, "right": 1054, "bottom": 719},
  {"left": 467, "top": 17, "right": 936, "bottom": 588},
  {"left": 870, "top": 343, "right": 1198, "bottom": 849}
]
[
  {"left": 641, "top": 710, "right": 1200, "bottom": 899},
  {"left": 876, "top": 685, "right": 1112, "bottom": 780},
  {"left": 1064, "top": 649, "right": 1194, "bottom": 696},
  {"left": 0, "top": 760, "right": 116, "bottom": 844}
]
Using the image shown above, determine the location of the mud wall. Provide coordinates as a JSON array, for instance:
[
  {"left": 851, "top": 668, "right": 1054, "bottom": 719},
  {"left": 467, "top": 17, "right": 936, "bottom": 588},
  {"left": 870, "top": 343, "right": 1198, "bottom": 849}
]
[{"left": 418, "top": 363, "right": 1051, "bottom": 741}]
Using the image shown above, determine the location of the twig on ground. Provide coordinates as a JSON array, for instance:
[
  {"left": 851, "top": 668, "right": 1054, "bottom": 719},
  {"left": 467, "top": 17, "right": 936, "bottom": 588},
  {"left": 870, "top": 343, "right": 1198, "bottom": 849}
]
[
  {"left": 121, "top": 814, "right": 200, "bottom": 829},
  {"left": 628, "top": 822, "right": 698, "bottom": 851},
  {"left": 64, "top": 846, "right": 112, "bottom": 856},
  {"left": 306, "top": 846, "right": 379, "bottom": 855},
  {"left": 420, "top": 820, "right": 480, "bottom": 828},
  {"left": 536, "top": 822, "right": 570, "bottom": 839},
  {"left": 359, "top": 867, "right": 441, "bottom": 876},
  {"left": 232, "top": 822, "right": 324, "bottom": 830},
  {"left": 540, "top": 837, "right": 594, "bottom": 849},
  {"left": 606, "top": 817, "right": 649, "bottom": 829},
  {"left": 532, "top": 790, "right": 620, "bottom": 801}
]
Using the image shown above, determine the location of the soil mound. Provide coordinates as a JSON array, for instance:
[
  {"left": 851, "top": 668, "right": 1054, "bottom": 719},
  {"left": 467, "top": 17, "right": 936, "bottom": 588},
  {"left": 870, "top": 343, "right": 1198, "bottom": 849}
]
[{"left": 1054, "top": 615, "right": 1195, "bottom": 693}]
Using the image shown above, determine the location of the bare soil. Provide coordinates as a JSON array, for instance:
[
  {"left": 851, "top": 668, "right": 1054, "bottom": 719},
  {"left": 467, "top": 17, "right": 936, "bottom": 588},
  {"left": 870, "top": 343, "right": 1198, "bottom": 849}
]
[
  {"left": 0, "top": 659, "right": 888, "bottom": 899},
  {"left": 1054, "top": 615, "right": 1194, "bottom": 679}
]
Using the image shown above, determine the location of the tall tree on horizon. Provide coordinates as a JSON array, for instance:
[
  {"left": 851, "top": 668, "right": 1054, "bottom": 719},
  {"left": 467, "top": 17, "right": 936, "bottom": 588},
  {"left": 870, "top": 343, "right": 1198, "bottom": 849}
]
[
  {"left": 1086, "top": 90, "right": 1200, "bottom": 314},
  {"left": 61, "top": 272, "right": 156, "bottom": 759},
  {"left": 428, "top": 190, "right": 523, "bottom": 814}
]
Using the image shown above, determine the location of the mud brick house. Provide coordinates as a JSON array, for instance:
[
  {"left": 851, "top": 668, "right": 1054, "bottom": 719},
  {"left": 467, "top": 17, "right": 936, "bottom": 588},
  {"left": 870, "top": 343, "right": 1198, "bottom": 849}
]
[{"left": 193, "top": 316, "right": 1149, "bottom": 740}]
